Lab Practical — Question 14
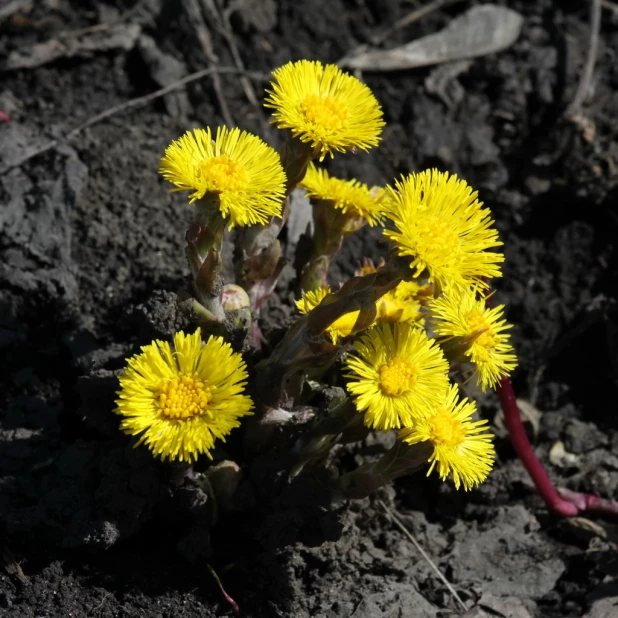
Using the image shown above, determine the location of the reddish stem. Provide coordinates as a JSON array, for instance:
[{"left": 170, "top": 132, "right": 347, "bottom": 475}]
[
  {"left": 497, "top": 376, "right": 578, "bottom": 516},
  {"left": 207, "top": 564, "right": 240, "bottom": 614},
  {"left": 498, "top": 376, "right": 618, "bottom": 517},
  {"left": 557, "top": 488, "right": 618, "bottom": 517},
  {"left": 0, "top": 111, "right": 10, "bottom": 123}
]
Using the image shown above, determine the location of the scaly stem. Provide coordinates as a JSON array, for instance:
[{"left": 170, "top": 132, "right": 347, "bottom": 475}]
[
  {"left": 258, "top": 255, "right": 410, "bottom": 407},
  {"left": 335, "top": 441, "right": 432, "bottom": 500},
  {"left": 185, "top": 196, "right": 226, "bottom": 321},
  {"left": 299, "top": 200, "right": 366, "bottom": 292},
  {"left": 238, "top": 135, "right": 313, "bottom": 317}
]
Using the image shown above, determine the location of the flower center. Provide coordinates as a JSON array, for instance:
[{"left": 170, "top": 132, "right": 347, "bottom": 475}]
[
  {"left": 466, "top": 310, "right": 495, "bottom": 348},
  {"left": 429, "top": 410, "right": 467, "bottom": 447},
  {"left": 158, "top": 374, "right": 211, "bottom": 419},
  {"left": 301, "top": 94, "right": 349, "bottom": 131},
  {"left": 416, "top": 216, "right": 460, "bottom": 259},
  {"left": 379, "top": 356, "right": 418, "bottom": 396},
  {"left": 198, "top": 155, "right": 248, "bottom": 192}
]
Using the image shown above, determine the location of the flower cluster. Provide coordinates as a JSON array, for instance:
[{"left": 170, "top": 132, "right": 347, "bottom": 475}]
[
  {"left": 299, "top": 166, "right": 518, "bottom": 489},
  {"left": 115, "top": 59, "right": 517, "bottom": 498}
]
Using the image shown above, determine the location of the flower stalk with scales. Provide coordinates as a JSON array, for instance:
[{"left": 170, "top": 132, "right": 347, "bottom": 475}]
[
  {"left": 297, "top": 164, "right": 385, "bottom": 292},
  {"left": 237, "top": 59, "right": 386, "bottom": 322},
  {"left": 160, "top": 126, "right": 286, "bottom": 328}
]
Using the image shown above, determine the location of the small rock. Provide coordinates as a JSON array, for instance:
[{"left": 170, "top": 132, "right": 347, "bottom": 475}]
[
  {"left": 549, "top": 440, "right": 582, "bottom": 469},
  {"left": 464, "top": 592, "right": 535, "bottom": 618},
  {"left": 448, "top": 505, "right": 565, "bottom": 599},
  {"left": 564, "top": 419, "right": 608, "bottom": 454},
  {"left": 583, "top": 596, "right": 618, "bottom": 618},
  {"left": 232, "top": 0, "right": 278, "bottom": 33},
  {"left": 524, "top": 174, "right": 551, "bottom": 195}
]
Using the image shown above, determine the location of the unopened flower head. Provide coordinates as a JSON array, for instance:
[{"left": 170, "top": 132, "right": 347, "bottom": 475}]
[
  {"left": 400, "top": 385, "right": 495, "bottom": 490},
  {"left": 300, "top": 163, "right": 385, "bottom": 225},
  {"left": 160, "top": 127, "right": 286, "bottom": 229},
  {"left": 384, "top": 170, "right": 504, "bottom": 291},
  {"left": 430, "top": 287, "right": 517, "bottom": 391},
  {"left": 296, "top": 286, "right": 372, "bottom": 343},
  {"left": 264, "top": 59, "right": 385, "bottom": 160},
  {"left": 345, "top": 322, "right": 449, "bottom": 430},
  {"left": 115, "top": 328, "right": 253, "bottom": 462}
]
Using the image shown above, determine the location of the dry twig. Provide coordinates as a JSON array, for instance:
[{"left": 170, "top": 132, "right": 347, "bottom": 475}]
[
  {"left": 2, "top": 546, "right": 27, "bottom": 584},
  {"left": 0, "top": 0, "right": 32, "bottom": 23},
  {"left": 371, "top": 0, "right": 464, "bottom": 46},
  {"left": 207, "top": 0, "right": 260, "bottom": 108},
  {"left": 183, "top": 0, "right": 234, "bottom": 126},
  {"left": 0, "top": 66, "right": 268, "bottom": 176},
  {"left": 566, "top": 0, "right": 602, "bottom": 120},
  {"left": 378, "top": 500, "right": 467, "bottom": 612}
]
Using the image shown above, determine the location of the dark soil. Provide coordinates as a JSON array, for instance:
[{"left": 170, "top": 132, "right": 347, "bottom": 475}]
[{"left": 2, "top": 1, "right": 618, "bottom": 617}]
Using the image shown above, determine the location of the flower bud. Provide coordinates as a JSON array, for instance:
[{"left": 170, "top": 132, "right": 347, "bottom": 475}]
[{"left": 220, "top": 284, "right": 252, "bottom": 332}]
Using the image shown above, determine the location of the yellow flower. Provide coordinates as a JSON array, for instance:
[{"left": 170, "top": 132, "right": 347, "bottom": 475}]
[
  {"left": 345, "top": 322, "right": 449, "bottom": 430},
  {"left": 115, "top": 328, "right": 253, "bottom": 462},
  {"left": 296, "top": 287, "right": 371, "bottom": 343},
  {"left": 384, "top": 170, "right": 504, "bottom": 291},
  {"left": 356, "top": 260, "right": 431, "bottom": 324},
  {"left": 160, "top": 127, "right": 286, "bottom": 229},
  {"left": 377, "top": 281, "right": 426, "bottom": 324},
  {"left": 399, "top": 385, "right": 495, "bottom": 490},
  {"left": 264, "top": 59, "right": 385, "bottom": 161},
  {"left": 300, "top": 163, "right": 385, "bottom": 225},
  {"left": 430, "top": 287, "right": 517, "bottom": 391}
]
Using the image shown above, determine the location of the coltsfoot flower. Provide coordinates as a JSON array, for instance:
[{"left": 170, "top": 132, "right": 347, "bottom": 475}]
[
  {"left": 400, "top": 385, "right": 495, "bottom": 490},
  {"left": 430, "top": 287, "right": 517, "bottom": 391},
  {"left": 115, "top": 328, "right": 253, "bottom": 462},
  {"left": 384, "top": 170, "right": 504, "bottom": 291},
  {"left": 160, "top": 127, "right": 286, "bottom": 229},
  {"left": 296, "top": 286, "right": 372, "bottom": 343},
  {"left": 345, "top": 322, "right": 449, "bottom": 430},
  {"left": 300, "top": 163, "right": 385, "bottom": 225},
  {"left": 264, "top": 59, "right": 385, "bottom": 160}
]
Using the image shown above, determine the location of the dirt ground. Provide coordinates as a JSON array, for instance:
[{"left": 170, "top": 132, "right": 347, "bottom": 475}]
[{"left": 2, "top": 1, "right": 618, "bottom": 616}]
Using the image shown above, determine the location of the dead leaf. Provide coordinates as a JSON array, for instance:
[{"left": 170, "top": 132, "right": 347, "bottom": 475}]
[
  {"left": 285, "top": 188, "right": 313, "bottom": 260},
  {"left": 339, "top": 4, "right": 523, "bottom": 72},
  {"left": 559, "top": 517, "right": 608, "bottom": 544},
  {"left": 495, "top": 399, "right": 542, "bottom": 440},
  {"left": 4, "top": 22, "right": 141, "bottom": 71}
]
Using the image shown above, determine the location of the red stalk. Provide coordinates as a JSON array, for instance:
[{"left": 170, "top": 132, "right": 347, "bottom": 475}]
[
  {"left": 207, "top": 564, "right": 240, "bottom": 614},
  {"left": 498, "top": 375, "right": 618, "bottom": 517},
  {"left": 497, "top": 376, "right": 578, "bottom": 516}
]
